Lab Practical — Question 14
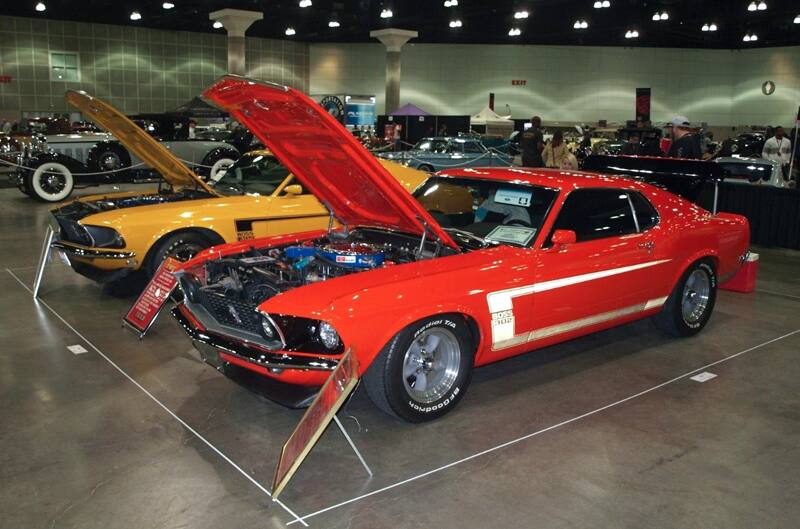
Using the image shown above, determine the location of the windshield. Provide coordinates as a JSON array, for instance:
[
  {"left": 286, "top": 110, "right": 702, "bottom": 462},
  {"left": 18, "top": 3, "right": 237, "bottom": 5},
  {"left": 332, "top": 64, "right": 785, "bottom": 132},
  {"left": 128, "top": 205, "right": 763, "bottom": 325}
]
[
  {"left": 414, "top": 177, "right": 558, "bottom": 247},
  {"left": 414, "top": 139, "right": 450, "bottom": 153},
  {"left": 209, "top": 153, "right": 290, "bottom": 196}
]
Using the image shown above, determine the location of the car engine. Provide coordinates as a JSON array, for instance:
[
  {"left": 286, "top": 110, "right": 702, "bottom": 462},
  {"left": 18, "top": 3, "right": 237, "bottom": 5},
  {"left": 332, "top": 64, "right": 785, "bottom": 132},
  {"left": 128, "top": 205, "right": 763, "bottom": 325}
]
[{"left": 184, "top": 230, "right": 440, "bottom": 307}]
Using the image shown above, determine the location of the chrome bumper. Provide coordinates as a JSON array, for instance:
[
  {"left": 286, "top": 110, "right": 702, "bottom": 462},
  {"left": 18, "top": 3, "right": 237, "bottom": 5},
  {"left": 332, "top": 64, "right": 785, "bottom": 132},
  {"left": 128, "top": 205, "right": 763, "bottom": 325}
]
[
  {"left": 171, "top": 306, "right": 338, "bottom": 372},
  {"left": 51, "top": 241, "right": 135, "bottom": 260}
]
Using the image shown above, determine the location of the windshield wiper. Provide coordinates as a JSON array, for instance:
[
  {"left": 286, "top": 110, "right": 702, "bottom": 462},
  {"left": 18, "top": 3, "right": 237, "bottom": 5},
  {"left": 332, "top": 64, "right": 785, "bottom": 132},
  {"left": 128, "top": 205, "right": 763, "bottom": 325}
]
[{"left": 443, "top": 227, "right": 493, "bottom": 247}]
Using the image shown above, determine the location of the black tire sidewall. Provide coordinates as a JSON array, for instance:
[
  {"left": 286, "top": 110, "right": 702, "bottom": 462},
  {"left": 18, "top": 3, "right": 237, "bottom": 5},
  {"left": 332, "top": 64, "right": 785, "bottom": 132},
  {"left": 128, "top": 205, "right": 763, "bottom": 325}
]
[
  {"left": 382, "top": 315, "right": 473, "bottom": 422},
  {"left": 672, "top": 260, "right": 717, "bottom": 335},
  {"left": 147, "top": 232, "right": 210, "bottom": 277}
]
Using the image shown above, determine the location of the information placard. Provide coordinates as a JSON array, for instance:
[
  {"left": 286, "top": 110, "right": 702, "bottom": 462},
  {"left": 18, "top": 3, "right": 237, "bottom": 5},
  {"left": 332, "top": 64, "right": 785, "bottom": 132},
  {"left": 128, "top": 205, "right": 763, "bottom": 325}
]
[
  {"left": 122, "top": 257, "right": 181, "bottom": 338},
  {"left": 272, "top": 349, "right": 360, "bottom": 499}
]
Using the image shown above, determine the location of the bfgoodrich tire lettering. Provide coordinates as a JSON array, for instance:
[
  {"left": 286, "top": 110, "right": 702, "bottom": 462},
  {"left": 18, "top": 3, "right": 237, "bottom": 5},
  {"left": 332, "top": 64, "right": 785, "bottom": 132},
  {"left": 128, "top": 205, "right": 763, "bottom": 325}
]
[
  {"left": 654, "top": 260, "right": 717, "bottom": 337},
  {"left": 364, "top": 315, "right": 474, "bottom": 422}
]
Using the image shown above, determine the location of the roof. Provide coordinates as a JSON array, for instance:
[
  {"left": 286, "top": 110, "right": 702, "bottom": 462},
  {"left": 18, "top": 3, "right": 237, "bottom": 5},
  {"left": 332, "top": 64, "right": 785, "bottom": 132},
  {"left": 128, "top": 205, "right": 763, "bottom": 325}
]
[
  {"left": 470, "top": 106, "right": 513, "bottom": 125},
  {"left": 389, "top": 103, "right": 431, "bottom": 117},
  {"left": 436, "top": 167, "right": 649, "bottom": 191}
]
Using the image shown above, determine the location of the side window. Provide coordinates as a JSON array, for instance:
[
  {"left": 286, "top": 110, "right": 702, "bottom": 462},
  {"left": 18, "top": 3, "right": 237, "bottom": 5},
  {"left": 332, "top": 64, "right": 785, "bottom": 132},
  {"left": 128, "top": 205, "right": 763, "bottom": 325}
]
[
  {"left": 463, "top": 142, "right": 484, "bottom": 153},
  {"left": 551, "top": 189, "right": 637, "bottom": 243},
  {"left": 630, "top": 192, "right": 659, "bottom": 231}
]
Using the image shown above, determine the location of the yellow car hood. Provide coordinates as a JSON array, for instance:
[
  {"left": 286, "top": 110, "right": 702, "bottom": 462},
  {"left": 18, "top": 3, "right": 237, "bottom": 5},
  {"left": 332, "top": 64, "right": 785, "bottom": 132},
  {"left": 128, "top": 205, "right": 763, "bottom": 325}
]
[{"left": 65, "top": 90, "right": 215, "bottom": 194}]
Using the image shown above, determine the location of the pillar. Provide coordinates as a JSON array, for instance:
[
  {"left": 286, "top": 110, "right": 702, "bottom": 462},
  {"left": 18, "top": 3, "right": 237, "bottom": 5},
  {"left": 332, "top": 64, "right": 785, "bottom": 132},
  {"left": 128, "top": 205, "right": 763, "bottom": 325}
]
[
  {"left": 209, "top": 9, "right": 264, "bottom": 76},
  {"left": 369, "top": 28, "right": 418, "bottom": 114}
]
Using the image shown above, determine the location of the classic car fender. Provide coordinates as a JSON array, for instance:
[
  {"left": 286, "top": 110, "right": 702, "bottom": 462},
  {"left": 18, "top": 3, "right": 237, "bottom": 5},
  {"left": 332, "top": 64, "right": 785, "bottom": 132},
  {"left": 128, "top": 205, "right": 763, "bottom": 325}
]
[{"left": 22, "top": 151, "right": 87, "bottom": 176}]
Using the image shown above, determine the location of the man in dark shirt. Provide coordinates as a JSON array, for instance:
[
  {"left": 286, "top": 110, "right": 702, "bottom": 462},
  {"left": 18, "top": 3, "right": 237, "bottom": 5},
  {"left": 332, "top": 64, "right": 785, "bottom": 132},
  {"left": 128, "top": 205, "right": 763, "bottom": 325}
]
[
  {"left": 667, "top": 116, "right": 703, "bottom": 159},
  {"left": 621, "top": 132, "right": 641, "bottom": 155},
  {"left": 519, "top": 116, "right": 544, "bottom": 167}
]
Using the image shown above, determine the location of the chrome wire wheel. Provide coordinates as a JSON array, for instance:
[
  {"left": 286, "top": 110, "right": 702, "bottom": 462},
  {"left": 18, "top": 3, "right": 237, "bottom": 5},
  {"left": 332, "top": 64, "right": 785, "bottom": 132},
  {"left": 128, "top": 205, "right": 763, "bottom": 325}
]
[
  {"left": 99, "top": 152, "right": 122, "bottom": 171},
  {"left": 681, "top": 269, "right": 711, "bottom": 325},
  {"left": 402, "top": 328, "right": 461, "bottom": 404}
]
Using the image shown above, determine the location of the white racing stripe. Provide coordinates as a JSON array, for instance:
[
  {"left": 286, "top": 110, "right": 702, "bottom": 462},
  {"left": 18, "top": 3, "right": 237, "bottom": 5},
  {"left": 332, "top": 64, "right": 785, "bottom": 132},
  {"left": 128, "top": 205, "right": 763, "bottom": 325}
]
[{"left": 487, "top": 260, "right": 671, "bottom": 348}]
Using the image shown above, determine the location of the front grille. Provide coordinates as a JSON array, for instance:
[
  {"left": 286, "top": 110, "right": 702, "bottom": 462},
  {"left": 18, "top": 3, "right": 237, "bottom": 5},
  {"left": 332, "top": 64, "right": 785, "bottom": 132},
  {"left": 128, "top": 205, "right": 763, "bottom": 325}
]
[
  {"left": 197, "top": 290, "right": 262, "bottom": 335},
  {"left": 56, "top": 218, "right": 92, "bottom": 246}
]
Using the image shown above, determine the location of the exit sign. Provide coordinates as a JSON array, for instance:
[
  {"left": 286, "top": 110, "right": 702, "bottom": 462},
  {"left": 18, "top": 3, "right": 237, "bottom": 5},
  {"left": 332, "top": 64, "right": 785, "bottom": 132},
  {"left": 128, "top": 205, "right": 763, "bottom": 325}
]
[{"left": 511, "top": 80, "right": 527, "bottom": 86}]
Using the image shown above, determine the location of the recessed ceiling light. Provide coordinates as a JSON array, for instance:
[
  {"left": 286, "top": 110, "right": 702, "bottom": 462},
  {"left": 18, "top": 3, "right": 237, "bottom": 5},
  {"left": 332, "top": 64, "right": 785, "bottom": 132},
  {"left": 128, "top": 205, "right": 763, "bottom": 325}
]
[
  {"left": 162, "top": 2, "right": 174, "bottom": 9},
  {"left": 508, "top": 28, "right": 521, "bottom": 36},
  {"left": 652, "top": 11, "right": 668, "bottom": 21},
  {"left": 130, "top": 11, "right": 142, "bottom": 21},
  {"left": 573, "top": 19, "right": 588, "bottom": 29},
  {"left": 743, "top": 32, "right": 758, "bottom": 42},
  {"left": 449, "top": 19, "right": 462, "bottom": 28},
  {"left": 35, "top": 2, "right": 46, "bottom": 12},
  {"left": 212, "top": 21, "right": 223, "bottom": 29},
  {"left": 444, "top": 0, "right": 458, "bottom": 6},
  {"left": 328, "top": 20, "right": 340, "bottom": 28},
  {"left": 794, "top": 15, "right": 800, "bottom": 24},
  {"left": 380, "top": 8, "right": 393, "bottom": 18},
  {"left": 299, "top": 0, "right": 312, "bottom": 7},
  {"left": 625, "top": 29, "right": 639, "bottom": 39},
  {"left": 701, "top": 23, "right": 718, "bottom": 32},
  {"left": 757, "top": 1, "right": 767, "bottom": 10},
  {"left": 285, "top": 27, "right": 296, "bottom": 36},
  {"left": 594, "top": 1, "right": 611, "bottom": 8},
  {"left": 514, "top": 10, "right": 529, "bottom": 19}
]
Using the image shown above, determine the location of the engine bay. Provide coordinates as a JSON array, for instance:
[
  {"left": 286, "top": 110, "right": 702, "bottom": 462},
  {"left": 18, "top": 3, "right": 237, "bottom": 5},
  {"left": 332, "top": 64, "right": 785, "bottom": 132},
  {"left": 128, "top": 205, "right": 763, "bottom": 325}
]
[{"left": 185, "top": 229, "right": 456, "bottom": 306}]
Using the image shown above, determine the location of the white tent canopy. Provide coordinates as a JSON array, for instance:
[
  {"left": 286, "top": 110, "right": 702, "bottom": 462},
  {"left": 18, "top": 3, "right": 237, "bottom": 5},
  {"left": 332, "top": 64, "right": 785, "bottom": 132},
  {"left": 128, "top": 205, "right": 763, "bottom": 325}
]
[{"left": 470, "top": 106, "right": 514, "bottom": 137}]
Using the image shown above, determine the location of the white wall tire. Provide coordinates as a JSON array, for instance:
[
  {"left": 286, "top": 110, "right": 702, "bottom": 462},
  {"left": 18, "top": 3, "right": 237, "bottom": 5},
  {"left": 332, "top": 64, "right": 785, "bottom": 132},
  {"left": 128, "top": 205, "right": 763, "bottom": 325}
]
[
  {"left": 209, "top": 157, "right": 235, "bottom": 182},
  {"left": 30, "top": 162, "right": 74, "bottom": 202}
]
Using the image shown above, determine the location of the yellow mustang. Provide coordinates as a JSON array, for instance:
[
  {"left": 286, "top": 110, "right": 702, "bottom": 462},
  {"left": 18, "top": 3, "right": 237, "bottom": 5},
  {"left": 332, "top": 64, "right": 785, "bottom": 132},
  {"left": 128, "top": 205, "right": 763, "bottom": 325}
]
[{"left": 50, "top": 91, "right": 428, "bottom": 288}]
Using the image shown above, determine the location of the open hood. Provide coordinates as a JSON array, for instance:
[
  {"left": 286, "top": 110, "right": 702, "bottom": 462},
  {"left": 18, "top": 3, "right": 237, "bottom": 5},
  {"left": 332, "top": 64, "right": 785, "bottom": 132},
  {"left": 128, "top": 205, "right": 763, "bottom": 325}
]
[
  {"left": 65, "top": 90, "right": 215, "bottom": 193},
  {"left": 203, "top": 76, "right": 456, "bottom": 249}
]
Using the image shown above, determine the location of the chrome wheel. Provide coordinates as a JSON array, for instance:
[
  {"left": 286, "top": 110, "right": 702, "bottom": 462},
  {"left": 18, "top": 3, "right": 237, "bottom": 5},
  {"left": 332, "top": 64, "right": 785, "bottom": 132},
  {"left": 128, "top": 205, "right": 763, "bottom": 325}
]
[
  {"left": 402, "top": 328, "right": 461, "bottom": 404},
  {"left": 681, "top": 269, "right": 710, "bottom": 325},
  {"left": 169, "top": 241, "right": 204, "bottom": 262}
]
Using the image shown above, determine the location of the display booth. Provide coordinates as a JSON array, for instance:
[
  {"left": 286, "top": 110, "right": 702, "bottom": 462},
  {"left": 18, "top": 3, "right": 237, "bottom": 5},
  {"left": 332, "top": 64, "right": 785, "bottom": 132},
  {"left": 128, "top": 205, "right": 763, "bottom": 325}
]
[
  {"left": 470, "top": 106, "right": 514, "bottom": 138},
  {"left": 377, "top": 103, "right": 470, "bottom": 148}
]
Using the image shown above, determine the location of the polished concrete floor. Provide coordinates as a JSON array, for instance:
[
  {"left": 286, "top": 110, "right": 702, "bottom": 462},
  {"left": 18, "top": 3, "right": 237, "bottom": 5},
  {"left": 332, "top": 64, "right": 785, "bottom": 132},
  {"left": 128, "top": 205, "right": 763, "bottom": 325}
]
[{"left": 2, "top": 184, "right": 799, "bottom": 529}]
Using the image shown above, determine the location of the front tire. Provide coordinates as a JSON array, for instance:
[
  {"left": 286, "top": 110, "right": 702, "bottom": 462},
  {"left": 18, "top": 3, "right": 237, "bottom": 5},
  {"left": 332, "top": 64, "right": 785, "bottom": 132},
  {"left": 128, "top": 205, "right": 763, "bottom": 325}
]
[
  {"left": 146, "top": 231, "right": 212, "bottom": 278},
  {"left": 364, "top": 315, "right": 474, "bottom": 422},
  {"left": 27, "top": 162, "right": 74, "bottom": 202},
  {"left": 653, "top": 260, "right": 717, "bottom": 337}
]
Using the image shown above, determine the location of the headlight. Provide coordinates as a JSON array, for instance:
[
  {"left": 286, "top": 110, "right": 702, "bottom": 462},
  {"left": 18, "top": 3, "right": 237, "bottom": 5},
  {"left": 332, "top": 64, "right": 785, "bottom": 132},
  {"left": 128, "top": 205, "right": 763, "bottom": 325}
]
[
  {"left": 260, "top": 315, "right": 276, "bottom": 339},
  {"left": 318, "top": 321, "right": 340, "bottom": 349},
  {"left": 83, "top": 225, "right": 126, "bottom": 248}
]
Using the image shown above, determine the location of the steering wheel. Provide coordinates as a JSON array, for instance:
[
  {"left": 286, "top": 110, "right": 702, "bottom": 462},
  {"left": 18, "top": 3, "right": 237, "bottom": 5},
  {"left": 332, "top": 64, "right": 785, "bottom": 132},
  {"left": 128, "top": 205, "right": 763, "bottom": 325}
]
[{"left": 504, "top": 218, "right": 532, "bottom": 227}]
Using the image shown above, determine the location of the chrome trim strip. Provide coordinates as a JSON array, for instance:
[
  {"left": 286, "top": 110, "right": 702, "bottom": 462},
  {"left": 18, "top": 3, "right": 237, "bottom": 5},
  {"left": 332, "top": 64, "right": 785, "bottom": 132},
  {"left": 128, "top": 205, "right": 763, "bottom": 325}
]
[
  {"left": 171, "top": 306, "right": 337, "bottom": 371},
  {"left": 51, "top": 241, "right": 135, "bottom": 260}
]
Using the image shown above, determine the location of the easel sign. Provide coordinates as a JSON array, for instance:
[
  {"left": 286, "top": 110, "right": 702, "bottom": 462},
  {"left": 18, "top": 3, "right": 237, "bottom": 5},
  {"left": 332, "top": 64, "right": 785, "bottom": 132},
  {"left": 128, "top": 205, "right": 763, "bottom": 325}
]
[
  {"left": 122, "top": 257, "right": 181, "bottom": 338},
  {"left": 272, "top": 349, "right": 370, "bottom": 499},
  {"left": 32, "top": 225, "right": 57, "bottom": 299}
]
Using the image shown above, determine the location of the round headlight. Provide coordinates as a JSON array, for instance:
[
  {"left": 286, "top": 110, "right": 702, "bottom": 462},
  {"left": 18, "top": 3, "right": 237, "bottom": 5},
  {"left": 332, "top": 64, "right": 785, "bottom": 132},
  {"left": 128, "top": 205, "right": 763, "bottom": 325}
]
[
  {"left": 318, "top": 321, "right": 340, "bottom": 349},
  {"left": 260, "top": 316, "right": 276, "bottom": 339}
]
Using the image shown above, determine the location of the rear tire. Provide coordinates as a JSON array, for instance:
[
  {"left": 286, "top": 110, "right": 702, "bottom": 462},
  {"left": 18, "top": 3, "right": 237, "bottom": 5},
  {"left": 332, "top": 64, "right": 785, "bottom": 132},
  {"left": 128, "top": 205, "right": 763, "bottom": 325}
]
[
  {"left": 364, "top": 315, "right": 473, "bottom": 422},
  {"left": 417, "top": 163, "right": 435, "bottom": 173},
  {"left": 653, "top": 260, "right": 717, "bottom": 337}
]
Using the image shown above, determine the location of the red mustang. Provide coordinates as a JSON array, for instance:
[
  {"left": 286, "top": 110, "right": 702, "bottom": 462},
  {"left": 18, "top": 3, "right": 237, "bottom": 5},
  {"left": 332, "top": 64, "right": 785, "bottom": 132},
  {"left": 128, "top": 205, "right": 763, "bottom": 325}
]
[{"left": 172, "top": 77, "right": 750, "bottom": 422}]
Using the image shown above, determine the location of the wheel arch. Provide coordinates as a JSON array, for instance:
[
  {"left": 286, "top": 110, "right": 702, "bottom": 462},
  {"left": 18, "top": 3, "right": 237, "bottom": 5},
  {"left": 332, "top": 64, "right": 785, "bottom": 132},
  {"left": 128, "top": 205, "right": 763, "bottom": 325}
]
[
  {"left": 142, "top": 226, "right": 225, "bottom": 269},
  {"left": 670, "top": 252, "right": 719, "bottom": 293}
]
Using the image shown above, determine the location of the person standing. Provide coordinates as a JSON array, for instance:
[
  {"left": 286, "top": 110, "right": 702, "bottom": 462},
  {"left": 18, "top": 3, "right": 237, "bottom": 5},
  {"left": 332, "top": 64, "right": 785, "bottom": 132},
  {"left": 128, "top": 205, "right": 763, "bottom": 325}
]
[
  {"left": 667, "top": 116, "right": 702, "bottom": 159},
  {"left": 621, "top": 132, "right": 641, "bottom": 155},
  {"left": 543, "top": 130, "right": 567, "bottom": 168},
  {"left": 1, "top": 120, "right": 11, "bottom": 134},
  {"left": 519, "top": 116, "right": 544, "bottom": 167},
  {"left": 762, "top": 126, "right": 792, "bottom": 165}
]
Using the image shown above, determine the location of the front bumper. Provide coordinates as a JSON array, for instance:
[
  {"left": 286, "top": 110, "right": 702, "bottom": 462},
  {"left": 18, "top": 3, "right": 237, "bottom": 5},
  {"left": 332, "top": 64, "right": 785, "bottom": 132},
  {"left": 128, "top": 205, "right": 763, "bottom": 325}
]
[
  {"left": 51, "top": 241, "right": 137, "bottom": 283},
  {"left": 172, "top": 304, "right": 338, "bottom": 372},
  {"left": 172, "top": 305, "right": 335, "bottom": 407}
]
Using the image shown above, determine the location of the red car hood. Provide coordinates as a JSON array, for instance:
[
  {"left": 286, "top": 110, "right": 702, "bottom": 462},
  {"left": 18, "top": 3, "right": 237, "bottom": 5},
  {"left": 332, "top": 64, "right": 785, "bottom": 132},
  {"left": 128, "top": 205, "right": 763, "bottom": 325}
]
[{"left": 203, "top": 76, "right": 456, "bottom": 250}]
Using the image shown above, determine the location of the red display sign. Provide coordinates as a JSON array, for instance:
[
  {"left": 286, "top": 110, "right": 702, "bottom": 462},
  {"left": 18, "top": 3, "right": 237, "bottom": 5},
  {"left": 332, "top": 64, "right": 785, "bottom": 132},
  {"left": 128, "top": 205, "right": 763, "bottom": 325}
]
[
  {"left": 511, "top": 80, "right": 527, "bottom": 86},
  {"left": 0, "top": 75, "right": 11, "bottom": 84},
  {"left": 123, "top": 257, "right": 181, "bottom": 337},
  {"left": 272, "top": 349, "right": 360, "bottom": 498}
]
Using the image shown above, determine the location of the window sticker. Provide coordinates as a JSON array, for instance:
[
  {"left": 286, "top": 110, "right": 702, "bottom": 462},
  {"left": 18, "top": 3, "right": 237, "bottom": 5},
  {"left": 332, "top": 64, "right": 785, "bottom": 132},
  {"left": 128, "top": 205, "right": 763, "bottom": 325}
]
[
  {"left": 494, "top": 188, "right": 532, "bottom": 207},
  {"left": 486, "top": 226, "right": 537, "bottom": 246}
]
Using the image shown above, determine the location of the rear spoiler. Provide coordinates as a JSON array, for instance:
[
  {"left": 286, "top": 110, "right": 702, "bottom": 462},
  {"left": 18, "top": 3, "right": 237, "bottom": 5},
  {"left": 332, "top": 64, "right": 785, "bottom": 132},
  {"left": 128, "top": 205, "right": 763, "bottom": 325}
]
[{"left": 582, "top": 155, "right": 723, "bottom": 210}]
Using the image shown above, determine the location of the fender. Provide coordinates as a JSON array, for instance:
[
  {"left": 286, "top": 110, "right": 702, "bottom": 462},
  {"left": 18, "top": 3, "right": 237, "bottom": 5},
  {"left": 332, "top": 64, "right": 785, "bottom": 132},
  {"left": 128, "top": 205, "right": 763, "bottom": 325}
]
[
  {"left": 202, "top": 145, "right": 240, "bottom": 165},
  {"left": 24, "top": 152, "right": 88, "bottom": 177},
  {"left": 86, "top": 140, "right": 132, "bottom": 178}
]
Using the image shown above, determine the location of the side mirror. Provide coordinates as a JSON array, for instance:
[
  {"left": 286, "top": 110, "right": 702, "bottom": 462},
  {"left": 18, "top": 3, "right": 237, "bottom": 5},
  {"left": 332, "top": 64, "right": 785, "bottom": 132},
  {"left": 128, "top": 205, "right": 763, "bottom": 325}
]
[
  {"left": 284, "top": 184, "right": 303, "bottom": 196},
  {"left": 551, "top": 229, "right": 577, "bottom": 246}
]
